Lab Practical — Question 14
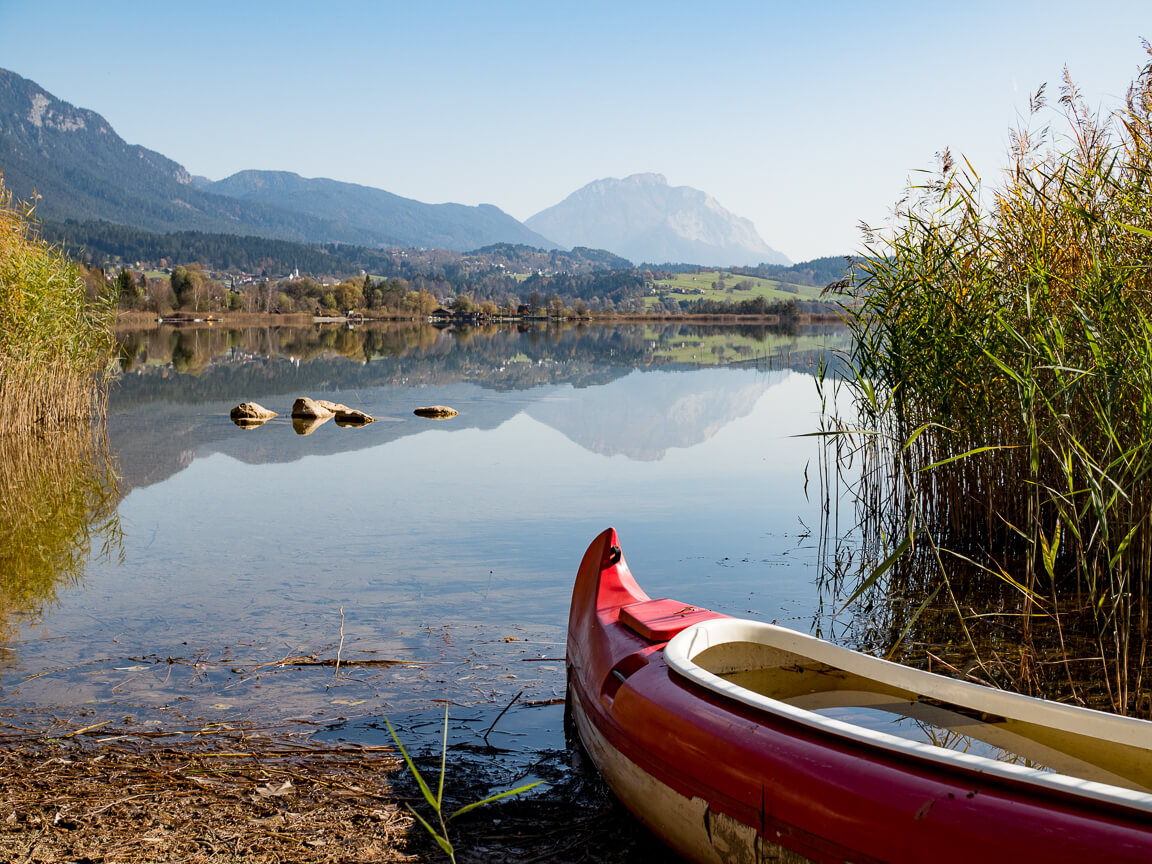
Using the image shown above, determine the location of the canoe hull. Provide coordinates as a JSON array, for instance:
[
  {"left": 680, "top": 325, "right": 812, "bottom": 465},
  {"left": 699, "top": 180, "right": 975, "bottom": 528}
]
[
  {"left": 567, "top": 673, "right": 808, "bottom": 864},
  {"left": 566, "top": 528, "right": 1152, "bottom": 864}
]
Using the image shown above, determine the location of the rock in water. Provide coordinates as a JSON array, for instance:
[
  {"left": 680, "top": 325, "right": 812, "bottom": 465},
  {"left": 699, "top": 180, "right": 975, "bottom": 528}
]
[
  {"left": 292, "top": 397, "right": 373, "bottom": 426},
  {"left": 291, "top": 397, "right": 335, "bottom": 419},
  {"left": 414, "top": 406, "right": 459, "bottom": 419},
  {"left": 231, "top": 402, "right": 277, "bottom": 427},
  {"left": 334, "top": 408, "right": 375, "bottom": 426}
]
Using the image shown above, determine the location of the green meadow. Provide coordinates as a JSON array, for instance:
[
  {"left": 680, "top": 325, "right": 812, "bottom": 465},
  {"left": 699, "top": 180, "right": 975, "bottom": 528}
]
[{"left": 646, "top": 270, "right": 821, "bottom": 311}]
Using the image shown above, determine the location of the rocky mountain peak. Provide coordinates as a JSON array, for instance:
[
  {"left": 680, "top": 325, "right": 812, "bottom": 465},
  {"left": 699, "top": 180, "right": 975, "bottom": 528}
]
[{"left": 526, "top": 174, "right": 788, "bottom": 266}]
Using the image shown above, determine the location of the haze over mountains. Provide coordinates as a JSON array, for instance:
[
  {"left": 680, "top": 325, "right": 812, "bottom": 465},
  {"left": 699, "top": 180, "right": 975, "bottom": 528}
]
[
  {"left": 0, "top": 68, "right": 550, "bottom": 251},
  {"left": 195, "top": 170, "right": 556, "bottom": 251},
  {"left": 527, "top": 173, "right": 790, "bottom": 267},
  {"left": 0, "top": 67, "right": 792, "bottom": 266}
]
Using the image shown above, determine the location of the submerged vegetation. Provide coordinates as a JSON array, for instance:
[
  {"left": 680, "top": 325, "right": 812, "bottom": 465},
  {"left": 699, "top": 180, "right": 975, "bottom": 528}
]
[
  {"left": 828, "top": 48, "right": 1152, "bottom": 715},
  {"left": 0, "top": 177, "right": 116, "bottom": 430}
]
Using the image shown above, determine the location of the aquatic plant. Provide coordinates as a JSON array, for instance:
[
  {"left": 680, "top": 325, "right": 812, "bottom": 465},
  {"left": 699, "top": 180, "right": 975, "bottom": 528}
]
[
  {"left": 383, "top": 706, "right": 542, "bottom": 863},
  {"left": 826, "top": 46, "right": 1152, "bottom": 715},
  {"left": 0, "top": 177, "right": 116, "bottom": 430}
]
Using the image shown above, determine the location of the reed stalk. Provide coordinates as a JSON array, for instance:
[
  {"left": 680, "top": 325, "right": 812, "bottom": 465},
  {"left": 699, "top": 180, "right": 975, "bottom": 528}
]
[
  {"left": 826, "top": 46, "right": 1152, "bottom": 716},
  {"left": 0, "top": 177, "right": 116, "bottom": 431}
]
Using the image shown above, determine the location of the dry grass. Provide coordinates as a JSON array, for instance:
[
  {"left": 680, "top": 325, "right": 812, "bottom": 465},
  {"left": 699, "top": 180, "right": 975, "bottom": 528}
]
[
  {"left": 0, "top": 726, "right": 415, "bottom": 863},
  {"left": 0, "top": 715, "right": 675, "bottom": 864}
]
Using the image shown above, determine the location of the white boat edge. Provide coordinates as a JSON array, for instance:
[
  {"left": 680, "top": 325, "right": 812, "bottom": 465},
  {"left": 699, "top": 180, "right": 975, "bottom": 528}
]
[{"left": 663, "top": 617, "right": 1152, "bottom": 814}]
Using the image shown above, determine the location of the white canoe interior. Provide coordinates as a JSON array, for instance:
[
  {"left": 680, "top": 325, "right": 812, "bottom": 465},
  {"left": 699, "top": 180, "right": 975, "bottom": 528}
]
[{"left": 664, "top": 617, "right": 1152, "bottom": 810}]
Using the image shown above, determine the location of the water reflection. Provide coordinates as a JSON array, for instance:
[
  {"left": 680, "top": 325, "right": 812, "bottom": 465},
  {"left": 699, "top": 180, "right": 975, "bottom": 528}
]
[
  {"left": 112, "top": 321, "right": 847, "bottom": 401},
  {"left": 108, "top": 321, "right": 849, "bottom": 490},
  {"left": 2, "top": 322, "right": 844, "bottom": 734},
  {"left": 0, "top": 428, "right": 121, "bottom": 641}
]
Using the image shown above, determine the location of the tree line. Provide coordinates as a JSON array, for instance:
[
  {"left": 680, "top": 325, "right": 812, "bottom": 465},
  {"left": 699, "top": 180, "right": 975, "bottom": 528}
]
[{"left": 53, "top": 219, "right": 839, "bottom": 318}]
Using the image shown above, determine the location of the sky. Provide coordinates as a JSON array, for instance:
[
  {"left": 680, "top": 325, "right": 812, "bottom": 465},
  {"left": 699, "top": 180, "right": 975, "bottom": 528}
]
[{"left": 0, "top": 0, "right": 1148, "bottom": 262}]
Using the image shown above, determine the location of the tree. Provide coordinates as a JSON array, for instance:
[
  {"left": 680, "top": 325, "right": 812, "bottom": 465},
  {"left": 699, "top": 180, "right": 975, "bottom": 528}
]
[
  {"left": 403, "top": 288, "right": 437, "bottom": 316},
  {"left": 240, "top": 285, "right": 262, "bottom": 313},
  {"left": 170, "top": 266, "right": 193, "bottom": 307},
  {"left": 116, "top": 269, "right": 144, "bottom": 310},
  {"left": 146, "top": 277, "right": 176, "bottom": 314},
  {"left": 334, "top": 279, "right": 364, "bottom": 312},
  {"left": 170, "top": 264, "right": 216, "bottom": 311}
]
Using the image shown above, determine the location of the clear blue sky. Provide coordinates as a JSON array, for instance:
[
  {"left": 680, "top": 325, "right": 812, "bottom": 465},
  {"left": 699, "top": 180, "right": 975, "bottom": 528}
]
[{"left": 0, "top": 0, "right": 1147, "bottom": 262}]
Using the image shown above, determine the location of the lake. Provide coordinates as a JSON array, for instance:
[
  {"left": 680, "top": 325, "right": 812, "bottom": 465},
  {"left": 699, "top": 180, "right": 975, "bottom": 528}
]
[{"left": 0, "top": 320, "right": 852, "bottom": 754}]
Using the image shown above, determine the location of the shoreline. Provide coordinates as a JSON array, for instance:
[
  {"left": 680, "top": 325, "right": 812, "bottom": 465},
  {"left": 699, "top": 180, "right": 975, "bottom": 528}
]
[
  {"left": 114, "top": 310, "right": 846, "bottom": 330},
  {"left": 0, "top": 700, "right": 663, "bottom": 863}
]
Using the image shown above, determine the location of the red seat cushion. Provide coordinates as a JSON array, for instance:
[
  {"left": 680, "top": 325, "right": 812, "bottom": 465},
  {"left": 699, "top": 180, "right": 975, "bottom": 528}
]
[{"left": 618, "top": 598, "right": 725, "bottom": 642}]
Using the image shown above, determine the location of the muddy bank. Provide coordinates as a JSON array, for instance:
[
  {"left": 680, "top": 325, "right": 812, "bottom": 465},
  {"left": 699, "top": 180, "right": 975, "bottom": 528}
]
[
  {"left": 0, "top": 712, "right": 673, "bottom": 863},
  {"left": 0, "top": 621, "right": 672, "bottom": 860}
]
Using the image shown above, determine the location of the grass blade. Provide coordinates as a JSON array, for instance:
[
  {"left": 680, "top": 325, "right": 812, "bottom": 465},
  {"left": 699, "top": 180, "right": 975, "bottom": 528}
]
[{"left": 450, "top": 781, "right": 544, "bottom": 820}]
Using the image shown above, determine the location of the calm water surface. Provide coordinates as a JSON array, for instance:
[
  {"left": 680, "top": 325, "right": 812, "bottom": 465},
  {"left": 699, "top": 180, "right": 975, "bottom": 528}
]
[{"left": 1, "top": 321, "right": 850, "bottom": 750}]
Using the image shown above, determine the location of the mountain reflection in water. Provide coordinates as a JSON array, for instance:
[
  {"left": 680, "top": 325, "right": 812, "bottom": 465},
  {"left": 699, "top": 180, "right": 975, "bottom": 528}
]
[
  {"left": 108, "top": 321, "right": 849, "bottom": 489},
  {"left": 0, "top": 321, "right": 848, "bottom": 733}
]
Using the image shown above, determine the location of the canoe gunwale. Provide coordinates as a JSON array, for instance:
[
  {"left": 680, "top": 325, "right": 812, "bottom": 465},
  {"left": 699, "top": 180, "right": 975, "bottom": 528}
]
[
  {"left": 665, "top": 617, "right": 1152, "bottom": 814},
  {"left": 567, "top": 528, "right": 1152, "bottom": 862}
]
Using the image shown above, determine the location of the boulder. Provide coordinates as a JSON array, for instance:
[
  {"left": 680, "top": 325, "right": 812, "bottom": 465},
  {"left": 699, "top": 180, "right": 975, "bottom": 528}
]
[
  {"left": 334, "top": 408, "right": 376, "bottom": 426},
  {"left": 414, "top": 405, "right": 459, "bottom": 419},
  {"left": 291, "top": 397, "right": 335, "bottom": 419},
  {"left": 230, "top": 402, "right": 277, "bottom": 422},
  {"left": 317, "top": 399, "right": 352, "bottom": 414}
]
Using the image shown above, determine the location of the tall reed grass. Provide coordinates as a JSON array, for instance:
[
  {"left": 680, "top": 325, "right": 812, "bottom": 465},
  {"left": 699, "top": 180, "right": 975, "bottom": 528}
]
[
  {"left": 0, "top": 177, "right": 116, "bottom": 430},
  {"left": 827, "top": 47, "right": 1152, "bottom": 715}
]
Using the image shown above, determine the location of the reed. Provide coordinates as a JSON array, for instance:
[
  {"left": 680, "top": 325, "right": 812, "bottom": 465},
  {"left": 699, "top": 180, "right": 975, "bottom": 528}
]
[
  {"left": 0, "top": 177, "right": 116, "bottom": 431},
  {"left": 827, "top": 47, "right": 1152, "bottom": 715}
]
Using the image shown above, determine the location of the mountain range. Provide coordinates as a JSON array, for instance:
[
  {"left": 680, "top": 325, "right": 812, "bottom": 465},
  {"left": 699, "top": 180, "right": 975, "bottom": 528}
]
[
  {"left": 0, "top": 67, "right": 790, "bottom": 266},
  {"left": 195, "top": 170, "right": 555, "bottom": 250}
]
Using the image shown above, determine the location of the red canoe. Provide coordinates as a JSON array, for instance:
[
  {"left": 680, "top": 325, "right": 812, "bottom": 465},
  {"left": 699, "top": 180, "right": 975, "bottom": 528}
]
[{"left": 566, "top": 528, "right": 1152, "bottom": 863}]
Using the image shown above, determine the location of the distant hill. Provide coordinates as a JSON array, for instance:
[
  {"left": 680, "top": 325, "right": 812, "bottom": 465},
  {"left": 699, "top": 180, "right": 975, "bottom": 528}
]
[
  {"left": 467, "top": 242, "right": 631, "bottom": 272},
  {"left": 733, "top": 255, "right": 856, "bottom": 287},
  {"left": 526, "top": 173, "right": 790, "bottom": 267},
  {"left": 0, "top": 67, "right": 560, "bottom": 252},
  {"left": 199, "top": 170, "right": 559, "bottom": 252},
  {"left": 41, "top": 219, "right": 629, "bottom": 281},
  {"left": 0, "top": 68, "right": 382, "bottom": 244}
]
